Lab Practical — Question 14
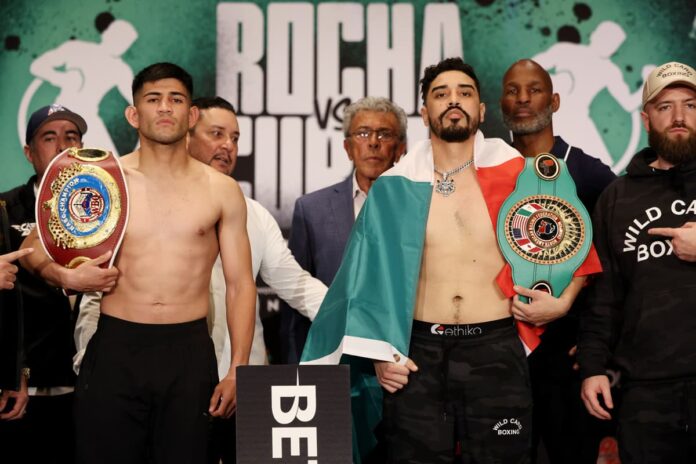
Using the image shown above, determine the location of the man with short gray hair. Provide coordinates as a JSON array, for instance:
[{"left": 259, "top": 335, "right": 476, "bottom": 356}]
[
  {"left": 280, "top": 96, "right": 407, "bottom": 363},
  {"left": 342, "top": 96, "right": 408, "bottom": 141}
]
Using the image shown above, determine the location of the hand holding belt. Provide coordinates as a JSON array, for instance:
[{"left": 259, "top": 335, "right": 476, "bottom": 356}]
[
  {"left": 498, "top": 153, "right": 591, "bottom": 298},
  {"left": 35, "top": 147, "right": 129, "bottom": 270},
  {"left": 497, "top": 154, "right": 592, "bottom": 351}
]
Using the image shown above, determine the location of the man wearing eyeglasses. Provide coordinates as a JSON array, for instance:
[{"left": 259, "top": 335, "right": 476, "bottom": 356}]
[{"left": 280, "top": 96, "right": 407, "bottom": 364}]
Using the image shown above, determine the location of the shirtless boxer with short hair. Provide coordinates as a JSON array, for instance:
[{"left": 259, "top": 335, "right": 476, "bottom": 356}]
[
  {"left": 22, "top": 62, "right": 256, "bottom": 464},
  {"left": 373, "top": 58, "right": 597, "bottom": 463}
]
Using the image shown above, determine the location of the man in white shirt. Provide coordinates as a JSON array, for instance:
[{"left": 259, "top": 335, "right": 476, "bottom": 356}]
[{"left": 75, "top": 96, "right": 327, "bottom": 463}]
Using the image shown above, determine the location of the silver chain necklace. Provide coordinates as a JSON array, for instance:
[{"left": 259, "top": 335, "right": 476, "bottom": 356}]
[{"left": 434, "top": 158, "right": 473, "bottom": 197}]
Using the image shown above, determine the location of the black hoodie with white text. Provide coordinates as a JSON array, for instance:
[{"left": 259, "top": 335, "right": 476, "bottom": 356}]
[{"left": 578, "top": 147, "right": 696, "bottom": 383}]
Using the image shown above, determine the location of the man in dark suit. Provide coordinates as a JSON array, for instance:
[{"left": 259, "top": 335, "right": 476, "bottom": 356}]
[
  {"left": 500, "top": 59, "right": 617, "bottom": 464},
  {"left": 280, "top": 96, "right": 407, "bottom": 363},
  {"left": 0, "top": 201, "right": 34, "bottom": 420},
  {"left": 0, "top": 104, "right": 87, "bottom": 462}
]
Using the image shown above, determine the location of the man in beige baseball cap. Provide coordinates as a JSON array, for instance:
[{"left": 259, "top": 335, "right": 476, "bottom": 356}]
[
  {"left": 580, "top": 61, "right": 696, "bottom": 461},
  {"left": 642, "top": 61, "right": 696, "bottom": 108},
  {"left": 639, "top": 61, "right": 696, "bottom": 169}
]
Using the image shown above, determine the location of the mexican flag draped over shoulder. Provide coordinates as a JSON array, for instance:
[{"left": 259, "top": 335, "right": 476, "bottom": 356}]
[{"left": 301, "top": 131, "right": 601, "bottom": 460}]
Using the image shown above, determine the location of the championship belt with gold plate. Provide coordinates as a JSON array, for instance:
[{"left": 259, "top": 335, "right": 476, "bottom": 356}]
[
  {"left": 35, "top": 147, "right": 128, "bottom": 269},
  {"left": 497, "top": 153, "right": 591, "bottom": 302}
]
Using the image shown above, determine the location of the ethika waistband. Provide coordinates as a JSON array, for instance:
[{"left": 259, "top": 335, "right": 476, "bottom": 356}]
[{"left": 412, "top": 318, "right": 514, "bottom": 338}]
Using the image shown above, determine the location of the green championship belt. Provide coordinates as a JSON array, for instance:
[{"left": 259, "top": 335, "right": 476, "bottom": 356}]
[{"left": 497, "top": 153, "right": 591, "bottom": 301}]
